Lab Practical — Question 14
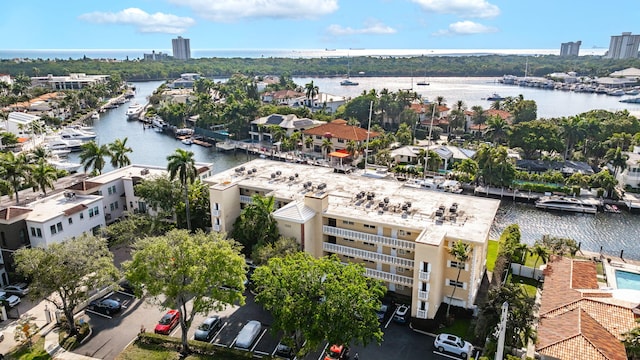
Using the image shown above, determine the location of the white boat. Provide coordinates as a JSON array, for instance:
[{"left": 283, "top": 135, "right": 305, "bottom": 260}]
[
  {"left": 47, "top": 156, "right": 82, "bottom": 173},
  {"left": 535, "top": 196, "right": 598, "bottom": 214},
  {"left": 340, "top": 78, "right": 359, "bottom": 86},
  {"left": 181, "top": 138, "right": 193, "bottom": 145},
  {"left": 485, "top": 93, "right": 505, "bottom": 101},
  {"left": 607, "top": 89, "right": 625, "bottom": 96},
  {"left": 59, "top": 127, "right": 97, "bottom": 141},
  {"left": 151, "top": 116, "right": 168, "bottom": 129},
  {"left": 43, "top": 136, "right": 84, "bottom": 152},
  {"left": 126, "top": 103, "right": 145, "bottom": 120},
  {"left": 90, "top": 111, "right": 100, "bottom": 120}
]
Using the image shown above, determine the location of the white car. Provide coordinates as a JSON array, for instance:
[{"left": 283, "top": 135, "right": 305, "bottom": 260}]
[
  {"left": 3, "top": 283, "right": 29, "bottom": 297},
  {"left": 235, "top": 320, "right": 262, "bottom": 349},
  {"left": 0, "top": 291, "right": 21, "bottom": 308},
  {"left": 434, "top": 333, "right": 473, "bottom": 359}
]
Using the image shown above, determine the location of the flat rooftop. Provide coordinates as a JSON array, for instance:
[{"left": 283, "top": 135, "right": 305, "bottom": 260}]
[
  {"left": 86, "top": 162, "right": 214, "bottom": 184},
  {"left": 25, "top": 192, "right": 101, "bottom": 223},
  {"left": 206, "top": 159, "right": 500, "bottom": 245}
]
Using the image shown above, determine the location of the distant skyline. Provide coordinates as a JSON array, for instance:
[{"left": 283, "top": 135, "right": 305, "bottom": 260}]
[{"left": 3, "top": 1, "right": 638, "bottom": 54}]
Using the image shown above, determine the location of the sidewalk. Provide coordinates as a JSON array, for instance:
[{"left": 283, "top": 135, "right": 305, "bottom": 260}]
[{"left": 0, "top": 298, "right": 98, "bottom": 360}]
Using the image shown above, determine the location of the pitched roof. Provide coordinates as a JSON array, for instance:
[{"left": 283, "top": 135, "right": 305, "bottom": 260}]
[
  {"left": 66, "top": 180, "right": 102, "bottom": 192},
  {"left": 62, "top": 204, "right": 88, "bottom": 216},
  {"left": 0, "top": 207, "right": 32, "bottom": 221},
  {"left": 484, "top": 109, "right": 512, "bottom": 120},
  {"left": 272, "top": 200, "right": 316, "bottom": 224},
  {"left": 302, "top": 120, "right": 379, "bottom": 141}
]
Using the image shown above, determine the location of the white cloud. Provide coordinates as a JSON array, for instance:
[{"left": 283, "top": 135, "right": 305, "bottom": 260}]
[
  {"left": 327, "top": 19, "right": 397, "bottom": 36},
  {"left": 433, "top": 20, "right": 498, "bottom": 36},
  {"left": 168, "top": 0, "right": 339, "bottom": 22},
  {"left": 411, "top": 0, "right": 500, "bottom": 18},
  {"left": 79, "top": 8, "right": 195, "bottom": 34}
]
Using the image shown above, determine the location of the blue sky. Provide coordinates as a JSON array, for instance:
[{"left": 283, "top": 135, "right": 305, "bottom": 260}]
[{"left": 3, "top": 0, "right": 638, "bottom": 52}]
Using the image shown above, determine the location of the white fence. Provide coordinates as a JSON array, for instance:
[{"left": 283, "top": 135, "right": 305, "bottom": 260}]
[{"left": 510, "top": 263, "right": 544, "bottom": 281}]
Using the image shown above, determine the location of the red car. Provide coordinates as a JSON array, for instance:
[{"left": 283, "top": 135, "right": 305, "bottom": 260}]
[
  {"left": 324, "top": 344, "right": 349, "bottom": 360},
  {"left": 154, "top": 309, "right": 180, "bottom": 335}
]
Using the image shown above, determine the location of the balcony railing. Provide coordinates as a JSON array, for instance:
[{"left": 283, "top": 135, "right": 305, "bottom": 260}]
[
  {"left": 323, "top": 226, "right": 415, "bottom": 250},
  {"left": 419, "top": 270, "right": 431, "bottom": 282},
  {"left": 211, "top": 209, "right": 220, "bottom": 217},
  {"left": 239, "top": 195, "right": 253, "bottom": 204},
  {"left": 323, "top": 243, "right": 414, "bottom": 268},
  {"left": 212, "top": 225, "right": 221, "bottom": 232},
  {"left": 416, "top": 309, "right": 428, "bottom": 319},
  {"left": 364, "top": 268, "right": 414, "bottom": 286},
  {"left": 418, "top": 290, "right": 429, "bottom": 300}
]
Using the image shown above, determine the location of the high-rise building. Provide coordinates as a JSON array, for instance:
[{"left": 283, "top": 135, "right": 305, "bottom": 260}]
[
  {"left": 605, "top": 32, "right": 640, "bottom": 59},
  {"left": 171, "top": 36, "right": 191, "bottom": 60},
  {"left": 560, "top": 41, "right": 581, "bottom": 56}
]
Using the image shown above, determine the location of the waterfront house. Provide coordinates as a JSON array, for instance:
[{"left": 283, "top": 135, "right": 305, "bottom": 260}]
[
  {"left": 261, "top": 90, "right": 305, "bottom": 107},
  {"left": 301, "top": 119, "right": 380, "bottom": 155},
  {"left": 249, "top": 114, "right": 324, "bottom": 143},
  {"left": 5, "top": 112, "right": 41, "bottom": 138},
  {"left": 536, "top": 256, "right": 638, "bottom": 360},
  {"left": 31, "top": 73, "right": 109, "bottom": 90},
  {"left": 206, "top": 159, "right": 500, "bottom": 321},
  {"left": 617, "top": 146, "right": 640, "bottom": 189}
]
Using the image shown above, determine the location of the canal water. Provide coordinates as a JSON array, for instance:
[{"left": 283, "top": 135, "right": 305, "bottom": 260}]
[{"left": 71, "top": 80, "right": 640, "bottom": 260}]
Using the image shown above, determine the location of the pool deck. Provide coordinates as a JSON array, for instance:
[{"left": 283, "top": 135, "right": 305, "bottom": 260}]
[{"left": 579, "top": 249, "right": 640, "bottom": 289}]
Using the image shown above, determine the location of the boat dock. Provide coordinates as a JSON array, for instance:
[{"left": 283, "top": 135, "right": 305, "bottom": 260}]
[{"left": 473, "top": 186, "right": 540, "bottom": 202}]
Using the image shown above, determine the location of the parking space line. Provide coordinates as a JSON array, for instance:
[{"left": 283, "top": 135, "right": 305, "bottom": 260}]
[
  {"left": 250, "top": 328, "right": 268, "bottom": 352},
  {"left": 384, "top": 314, "right": 394, "bottom": 329},
  {"left": 317, "top": 343, "right": 329, "bottom": 360},
  {"left": 433, "top": 350, "right": 465, "bottom": 359},
  {"left": 170, "top": 326, "right": 180, "bottom": 337},
  {"left": 84, "top": 309, "right": 113, "bottom": 319},
  {"left": 209, "top": 322, "right": 228, "bottom": 344}
]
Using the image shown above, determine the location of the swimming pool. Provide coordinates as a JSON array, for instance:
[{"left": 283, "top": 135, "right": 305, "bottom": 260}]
[{"left": 615, "top": 270, "right": 640, "bottom": 291}]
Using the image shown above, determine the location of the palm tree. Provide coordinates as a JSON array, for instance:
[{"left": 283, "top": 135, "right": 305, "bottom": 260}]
[
  {"left": 321, "top": 138, "right": 333, "bottom": 159},
  {"left": 529, "top": 242, "right": 550, "bottom": 283},
  {"left": 108, "top": 137, "right": 133, "bottom": 168},
  {"left": 167, "top": 149, "right": 197, "bottom": 231},
  {"left": 446, "top": 240, "right": 472, "bottom": 318},
  {"left": 304, "top": 136, "right": 314, "bottom": 151},
  {"left": 304, "top": 81, "right": 319, "bottom": 108},
  {"left": 346, "top": 140, "right": 357, "bottom": 158},
  {"left": 79, "top": 141, "right": 111, "bottom": 175},
  {"left": 30, "top": 161, "right": 58, "bottom": 196},
  {"left": 0, "top": 152, "right": 30, "bottom": 204},
  {"left": 485, "top": 116, "right": 509, "bottom": 144},
  {"left": 605, "top": 147, "right": 629, "bottom": 176},
  {"left": 28, "top": 146, "right": 50, "bottom": 164}
]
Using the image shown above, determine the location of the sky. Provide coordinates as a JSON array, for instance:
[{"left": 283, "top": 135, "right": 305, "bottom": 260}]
[{"left": 3, "top": 0, "right": 638, "bottom": 52}]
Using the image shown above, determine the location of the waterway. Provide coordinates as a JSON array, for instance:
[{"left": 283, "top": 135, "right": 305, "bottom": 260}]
[{"left": 70, "top": 80, "right": 640, "bottom": 260}]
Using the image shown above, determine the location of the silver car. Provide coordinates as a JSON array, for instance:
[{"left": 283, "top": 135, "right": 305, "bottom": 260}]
[
  {"left": 434, "top": 333, "right": 473, "bottom": 359},
  {"left": 235, "top": 320, "right": 262, "bottom": 349}
]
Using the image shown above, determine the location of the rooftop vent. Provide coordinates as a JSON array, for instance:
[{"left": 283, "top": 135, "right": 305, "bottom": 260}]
[
  {"left": 276, "top": 170, "right": 282, "bottom": 176},
  {"left": 252, "top": 168, "right": 257, "bottom": 173},
  {"left": 384, "top": 197, "right": 389, "bottom": 204},
  {"left": 317, "top": 183, "right": 327, "bottom": 190},
  {"left": 140, "top": 168, "right": 150, "bottom": 175},
  {"left": 289, "top": 176, "right": 295, "bottom": 181},
  {"left": 366, "top": 192, "right": 375, "bottom": 200},
  {"left": 271, "top": 173, "right": 276, "bottom": 179},
  {"left": 295, "top": 173, "right": 299, "bottom": 178}
]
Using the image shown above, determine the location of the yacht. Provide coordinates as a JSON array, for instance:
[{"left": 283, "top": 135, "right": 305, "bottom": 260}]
[
  {"left": 151, "top": 115, "right": 168, "bottom": 130},
  {"left": 47, "top": 156, "right": 82, "bottom": 173},
  {"left": 340, "top": 78, "right": 359, "bottom": 86},
  {"left": 126, "top": 103, "right": 145, "bottom": 120},
  {"left": 59, "top": 127, "right": 97, "bottom": 141},
  {"left": 535, "top": 196, "right": 598, "bottom": 214},
  {"left": 43, "top": 136, "right": 84, "bottom": 152},
  {"left": 485, "top": 93, "right": 505, "bottom": 101}
]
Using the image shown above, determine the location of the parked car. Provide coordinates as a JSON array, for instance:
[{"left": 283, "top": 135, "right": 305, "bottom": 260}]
[
  {"left": 434, "top": 333, "right": 473, "bottom": 359},
  {"left": 324, "top": 344, "right": 349, "bottom": 360},
  {"left": 235, "top": 320, "right": 262, "bottom": 349},
  {"left": 87, "top": 298, "right": 122, "bottom": 316},
  {"left": 2, "top": 283, "right": 29, "bottom": 297},
  {"left": 118, "top": 280, "right": 136, "bottom": 296},
  {"left": 194, "top": 315, "right": 222, "bottom": 342},
  {"left": 274, "top": 339, "right": 294, "bottom": 359},
  {"left": 376, "top": 303, "right": 390, "bottom": 322},
  {"left": 154, "top": 309, "right": 180, "bottom": 335},
  {"left": 393, "top": 304, "right": 409, "bottom": 324},
  {"left": 0, "top": 291, "right": 21, "bottom": 308}
]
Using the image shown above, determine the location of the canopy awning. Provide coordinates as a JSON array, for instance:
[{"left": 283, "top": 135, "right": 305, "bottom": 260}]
[{"left": 328, "top": 151, "right": 350, "bottom": 158}]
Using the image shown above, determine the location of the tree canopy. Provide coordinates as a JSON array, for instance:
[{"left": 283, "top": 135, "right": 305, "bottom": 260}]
[
  {"left": 123, "top": 229, "right": 246, "bottom": 354},
  {"left": 251, "top": 252, "right": 386, "bottom": 356},
  {"left": 14, "top": 235, "right": 120, "bottom": 336}
]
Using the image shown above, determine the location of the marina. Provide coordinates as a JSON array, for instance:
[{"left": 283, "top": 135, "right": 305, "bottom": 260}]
[{"left": 64, "top": 80, "right": 640, "bottom": 261}]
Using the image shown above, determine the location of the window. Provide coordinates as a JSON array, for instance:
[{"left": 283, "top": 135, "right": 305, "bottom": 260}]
[
  {"left": 94, "top": 206, "right": 99, "bottom": 215},
  {"left": 36, "top": 228, "right": 42, "bottom": 237},
  {"left": 107, "top": 186, "right": 112, "bottom": 195},
  {"left": 398, "top": 249, "right": 411, "bottom": 255},
  {"left": 363, "top": 242, "right": 375, "bottom": 247},
  {"left": 89, "top": 208, "right": 94, "bottom": 218},
  {"left": 315, "top": 135, "right": 322, "bottom": 140},
  {"left": 448, "top": 280, "right": 464, "bottom": 288},
  {"left": 449, "top": 261, "right": 466, "bottom": 269},
  {"left": 342, "top": 220, "right": 354, "bottom": 225},
  {"left": 31, "top": 227, "right": 36, "bottom": 237},
  {"left": 337, "top": 138, "right": 344, "bottom": 143},
  {"left": 397, "top": 267, "right": 405, "bottom": 273},
  {"left": 80, "top": 212, "right": 84, "bottom": 219},
  {"left": 50, "top": 225, "right": 57, "bottom": 235},
  {"left": 68, "top": 218, "right": 73, "bottom": 225},
  {"left": 396, "top": 285, "right": 405, "bottom": 291},
  {"left": 110, "top": 203, "right": 115, "bottom": 212},
  {"left": 364, "top": 224, "right": 376, "bottom": 229},
  {"left": 56, "top": 222, "right": 63, "bottom": 232},
  {"left": 114, "top": 201, "right": 119, "bottom": 209}
]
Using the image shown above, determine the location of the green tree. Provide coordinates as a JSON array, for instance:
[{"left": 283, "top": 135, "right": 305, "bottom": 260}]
[
  {"left": 623, "top": 319, "right": 640, "bottom": 360},
  {"left": 452, "top": 158, "right": 479, "bottom": 184},
  {"left": 230, "top": 194, "right": 279, "bottom": 256},
  {"left": 14, "top": 235, "right": 119, "bottom": 336},
  {"left": 321, "top": 138, "right": 333, "bottom": 158},
  {"left": 134, "top": 174, "right": 183, "bottom": 219},
  {"left": 0, "top": 152, "right": 30, "bottom": 204},
  {"left": 252, "top": 252, "right": 386, "bottom": 356},
  {"left": 446, "top": 240, "right": 472, "bottom": 317},
  {"left": 79, "top": 140, "right": 111, "bottom": 175},
  {"left": 304, "top": 81, "right": 319, "bottom": 108},
  {"left": 395, "top": 123, "right": 413, "bottom": 145},
  {"left": 108, "top": 137, "right": 133, "bottom": 168},
  {"left": 124, "top": 229, "right": 246, "bottom": 355},
  {"left": 251, "top": 236, "right": 300, "bottom": 265},
  {"left": 167, "top": 149, "right": 196, "bottom": 231},
  {"left": 13, "top": 314, "right": 39, "bottom": 348},
  {"left": 604, "top": 147, "right": 628, "bottom": 176},
  {"left": 30, "top": 160, "right": 58, "bottom": 196}
]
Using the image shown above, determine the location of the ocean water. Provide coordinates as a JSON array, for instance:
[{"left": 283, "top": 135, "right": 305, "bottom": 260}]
[{"left": 0, "top": 48, "right": 608, "bottom": 60}]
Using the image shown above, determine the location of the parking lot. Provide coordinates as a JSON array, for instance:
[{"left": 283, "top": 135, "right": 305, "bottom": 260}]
[{"left": 68, "top": 285, "right": 473, "bottom": 360}]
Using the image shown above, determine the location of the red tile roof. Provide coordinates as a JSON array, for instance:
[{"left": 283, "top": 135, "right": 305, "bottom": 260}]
[
  {"left": 0, "top": 207, "right": 32, "bottom": 221},
  {"left": 302, "top": 120, "right": 380, "bottom": 141},
  {"left": 484, "top": 109, "right": 512, "bottom": 120},
  {"left": 63, "top": 204, "right": 88, "bottom": 216},
  {"left": 66, "top": 180, "right": 102, "bottom": 192}
]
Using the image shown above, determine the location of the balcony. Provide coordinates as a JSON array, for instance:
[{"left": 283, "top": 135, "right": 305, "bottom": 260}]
[
  {"left": 211, "top": 209, "right": 220, "bottom": 217},
  {"left": 419, "top": 270, "right": 431, "bottom": 282},
  {"left": 418, "top": 290, "right": 429, "bottom": 300},
  {"left": 322, "top": 226, "right": 415, "bottom": 250},
  {"left": 416, "top": 309, "right": 428, "bottom": 319},
  {"left": 323, "top": 243, "right": 414, "bottom": 268},
  {"left": 212, "top": 225, "right": 221, "bottom": 232},
  {"left": 239, "top": 195, "right": 253, "bottom": 204},
  {"left": 364, "top": 268, "right": 413, "bottom": 286}
]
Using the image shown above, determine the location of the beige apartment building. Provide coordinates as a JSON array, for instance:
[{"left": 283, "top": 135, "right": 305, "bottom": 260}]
[{"left": 206, "top": 159, "right": 500, "bottom": 319}]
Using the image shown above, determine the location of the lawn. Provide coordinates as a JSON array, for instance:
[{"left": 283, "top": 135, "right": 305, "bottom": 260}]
[
  {"left": 6, "top": 336, "right": 51, "bottom": 360},
  {"left": 437, "top": 317, "right": 474, "bottom": 339},
  {"left": 509, "top": 274, "right": 539, "bottom": 298},
  {"left": 486, "top": 240, "right": 499, "bottom": 272},
  {"left": 116, "top": 335, "right": 253, "bottom": 360}
]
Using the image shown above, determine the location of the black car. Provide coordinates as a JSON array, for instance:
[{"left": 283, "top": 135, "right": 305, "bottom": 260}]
[
  {"left": 274, "top": 339, "right": 294, "bottom": 359},
  {"left": 87, "top": 298, "right": 122, "bottom": 316},
  {"left": 194, "top": 316, "right": 222, "bottom": 342}
]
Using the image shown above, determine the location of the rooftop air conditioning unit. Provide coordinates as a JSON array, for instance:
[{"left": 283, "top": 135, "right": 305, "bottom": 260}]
[{"left": 271, "top": 173, "right": 276, "bottom": 179}]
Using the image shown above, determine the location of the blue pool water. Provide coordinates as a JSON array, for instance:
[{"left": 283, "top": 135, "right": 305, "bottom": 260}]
[{"left": 615, "top": 270, "right": 640, "bottom": 291}]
